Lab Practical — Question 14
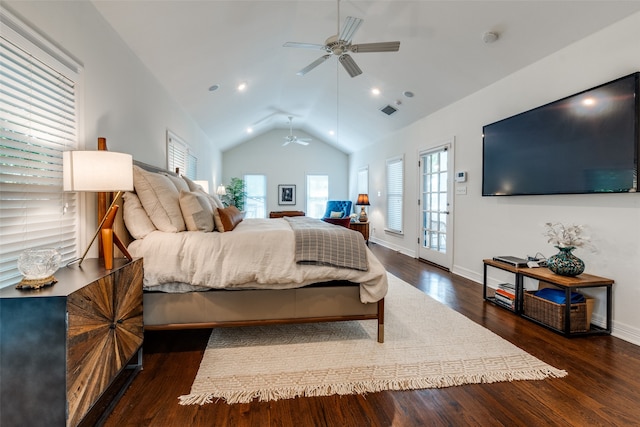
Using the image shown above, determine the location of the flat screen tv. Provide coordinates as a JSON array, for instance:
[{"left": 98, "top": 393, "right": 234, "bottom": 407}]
[{"left": 482, "top": 72, "right": 639, "bottom": 196}]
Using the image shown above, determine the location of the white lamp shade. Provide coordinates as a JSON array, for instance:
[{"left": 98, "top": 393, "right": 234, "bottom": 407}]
[
  {"left": 194, "top": 180, "right": 209, "bottom": 193},
  {"left": 216, "top": 185, "right": 227, "bottom": 196},
  {"left": 63, "top": 151, "right": 134, "bottom": 192}
]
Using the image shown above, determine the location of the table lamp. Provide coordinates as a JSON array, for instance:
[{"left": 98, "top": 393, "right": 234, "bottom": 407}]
[
  {"left": 356, "top": 193, "right": 370, "bottom": 222},
  {"left": 216, "top": 185, "right": 227, "bottom": 196},
  {"left": 63, "top": 150, "right": 134, "bottom": 269}
]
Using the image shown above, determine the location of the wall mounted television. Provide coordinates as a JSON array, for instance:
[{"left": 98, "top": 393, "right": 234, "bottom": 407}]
[{"left": 482, "top": 72, "right": 639, "bottom": 196}]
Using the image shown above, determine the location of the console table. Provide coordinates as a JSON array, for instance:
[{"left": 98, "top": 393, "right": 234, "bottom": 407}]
[
  {"left": 0, "top": 258, "right": 143, "bottom": 426},
  {"left": 483, "top": 259, "right": 613, "bottom": 336}
]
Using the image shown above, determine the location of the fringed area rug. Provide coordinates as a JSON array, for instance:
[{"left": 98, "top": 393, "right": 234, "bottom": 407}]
[{"left": 179, "top": 273, "right": 566, "bottom": 405}]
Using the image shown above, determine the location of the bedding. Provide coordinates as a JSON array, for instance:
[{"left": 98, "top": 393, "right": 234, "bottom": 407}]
[
  {"left": 285, "top": 216, "right": 368, "bottom": 271},
  {"left": 128, "top": 217, "right": 388, "bottom": 304}
]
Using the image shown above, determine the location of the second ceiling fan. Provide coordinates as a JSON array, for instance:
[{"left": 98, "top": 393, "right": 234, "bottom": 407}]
[
  {"left": 283, "top": 116, "right": 312, "bottom": 146},
  {"left": 283, "top": 15, "right": 400, "bottom": 78}
]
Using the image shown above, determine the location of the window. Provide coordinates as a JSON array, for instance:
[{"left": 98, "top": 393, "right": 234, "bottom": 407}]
[
  {"left": 167, "top": 130, "right": 196, "bottom": 179},
  {"left": 0, "top": 7, "right": 81, "bottom": 288},
  {"left": 306, "top": 175, "right": 328, "bottom": 218},
  {"left": 244, "top": 174, "right": 266, "bottom": 218},
  {"left": 357, "top": 166, "right": 368, "bottom": 195},
  {"left": 386, "top": 156, "right": 404, "bottom": 234}
]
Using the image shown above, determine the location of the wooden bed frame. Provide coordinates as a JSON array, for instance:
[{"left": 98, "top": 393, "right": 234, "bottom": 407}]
[{"left": 111, "top": 158, "right": 385, "bottom": 342}]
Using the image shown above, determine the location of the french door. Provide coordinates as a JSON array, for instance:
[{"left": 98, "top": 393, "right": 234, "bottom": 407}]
[{"left": 418, "top": 142, "right": 453, "bottom": 269}]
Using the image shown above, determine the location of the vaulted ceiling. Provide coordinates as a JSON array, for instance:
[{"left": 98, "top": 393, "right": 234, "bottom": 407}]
[{"left": 93, "top": 1, "right": 640, "bottom": 154}]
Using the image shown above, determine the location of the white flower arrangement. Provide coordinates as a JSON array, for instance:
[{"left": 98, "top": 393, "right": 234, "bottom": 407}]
[{"left": 544, "top": 222, "right": 591, "bottom": 248}]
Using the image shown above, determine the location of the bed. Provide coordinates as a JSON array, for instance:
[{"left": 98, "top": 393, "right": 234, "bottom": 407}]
[{"left": 116, "top": 161, "right": 388, "bottom": 342}]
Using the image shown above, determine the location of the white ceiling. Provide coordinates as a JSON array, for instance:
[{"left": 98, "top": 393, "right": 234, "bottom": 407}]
[{"left": 92, "top": 1, "right": 640, "bottom": 154}]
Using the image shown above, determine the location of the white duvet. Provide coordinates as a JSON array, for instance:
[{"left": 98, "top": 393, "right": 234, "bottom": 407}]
[{"left": 128, "top": 218, "right": 388, "bottom": 303}]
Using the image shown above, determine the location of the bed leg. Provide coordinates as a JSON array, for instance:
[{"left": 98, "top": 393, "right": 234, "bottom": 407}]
[{"left": 377, "top": 298, "right": 385, "bottom": 343}]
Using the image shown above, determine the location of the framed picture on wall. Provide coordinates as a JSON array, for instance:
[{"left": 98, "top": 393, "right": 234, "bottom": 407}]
[{"left": 278, "top": 185, "right": 296, "bottom": 205}]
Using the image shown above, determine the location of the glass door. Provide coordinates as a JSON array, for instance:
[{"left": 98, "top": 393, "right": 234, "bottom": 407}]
[{"left": 419, "top": 143, "right": 453, "bottom": 269}]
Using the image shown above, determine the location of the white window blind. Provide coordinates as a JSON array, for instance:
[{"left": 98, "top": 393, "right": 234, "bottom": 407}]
[
  {"left": 0, "top": 10, "right": 80, "bottom": 289},
  {"left": 386, "top": 156, "right": 404, "bottom": 234},
  {"left": 357, "top": 166, "right": 368, "bottom": 195},
  {"left": 244, "top": 174, "right": 266, "bottom": 218},
  {"left": 167, "top": 130, "right": 196, "bottom": 179},
  {"left": 306, "top": 174, "right": 328, "bottom": 218}
]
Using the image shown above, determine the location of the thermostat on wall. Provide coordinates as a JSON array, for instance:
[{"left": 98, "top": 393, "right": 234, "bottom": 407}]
[{"left": 455, "top": 171, "right": 467, "bottom": 182}]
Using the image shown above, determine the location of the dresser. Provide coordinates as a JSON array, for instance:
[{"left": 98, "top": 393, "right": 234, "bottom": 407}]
[{"left": 0, "top": 258, "right": 143, "bottom": 426}]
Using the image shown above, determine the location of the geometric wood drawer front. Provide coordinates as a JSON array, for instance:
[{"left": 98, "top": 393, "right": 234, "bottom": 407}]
[{"left": 67, "top": 259, "right": 143, "bottom": 426}]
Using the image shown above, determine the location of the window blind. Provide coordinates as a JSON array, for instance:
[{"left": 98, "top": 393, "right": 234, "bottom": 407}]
[
  {"left": 306, "top": 174, "right": 328, "bottom": 218},
  {"left": 386, "top": 156, "right": 404, "bottom": 234},
  {"left": 0, "top": 17, "right": 80, "bottom": 288},
  {"left": 357, "top": 166, "right": 368, "bottom": 195},
  {"left": 167, "top": 130, "right": 197, "bottom": 179}
]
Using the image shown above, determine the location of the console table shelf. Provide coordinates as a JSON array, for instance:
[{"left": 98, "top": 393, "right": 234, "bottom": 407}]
[{"left": 483, "top": 259, "right": 613, "bottom": 337}]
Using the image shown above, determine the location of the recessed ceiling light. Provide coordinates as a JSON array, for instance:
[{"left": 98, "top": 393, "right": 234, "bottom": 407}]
[
  {"left": 329, "top": 130, "right": 335, "bottom": 136},
  {"left": 371, "top": 87, "right": 381, "bottom": 96},
  {"left": 208, "top": 84, "right": 220, "bottom": 92},
  {"left": 237, "top": 82, "right": 247, "bottom": 92},
  {"left": 246, "top": 127, "right": 253, "bottom": 134},
  {"left": 403, "top": 90, "right": 414, "bottom": 98}
]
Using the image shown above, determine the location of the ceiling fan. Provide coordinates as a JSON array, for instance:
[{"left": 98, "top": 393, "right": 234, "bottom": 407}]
[
  {"left": 283, "top": 116, "right": 312, "bottom": 146},
  {"left": 283, "top": 15, "right": 400, "bottom": 78}
]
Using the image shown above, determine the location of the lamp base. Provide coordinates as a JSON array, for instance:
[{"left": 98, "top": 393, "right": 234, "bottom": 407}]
[{"left": 359, "top": 206, "right": 368, "bottom": 223}]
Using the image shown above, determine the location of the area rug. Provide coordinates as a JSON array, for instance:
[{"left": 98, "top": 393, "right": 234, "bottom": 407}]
[{"left": 179, "top": 273, "right": 567, "bottom": 405}]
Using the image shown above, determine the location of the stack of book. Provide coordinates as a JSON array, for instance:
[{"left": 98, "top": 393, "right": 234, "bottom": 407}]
[{"left": 493, "top": 283, "right": 516, "bottom": 310}]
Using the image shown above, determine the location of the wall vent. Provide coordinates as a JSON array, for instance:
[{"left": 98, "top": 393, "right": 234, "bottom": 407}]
[{"left": 380, "top": 104, "right": 398, "bottom": 116}]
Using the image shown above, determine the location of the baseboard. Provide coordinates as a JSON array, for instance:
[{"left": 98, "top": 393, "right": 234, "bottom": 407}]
[
  {"left": 451, "top": 265, "right": 481, "bottom": 284},
  {"left": 369, "top": 238, "right": 416, "bottom": 258},
  {"left": 610, "top": 320, "right": 640, "bottom": 346}
]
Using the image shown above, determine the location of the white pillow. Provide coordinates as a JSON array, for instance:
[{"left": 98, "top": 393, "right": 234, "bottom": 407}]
[
  {"left": 179, "top": 191, "right": 214, "bottom": 232},
  {"left": 182, "top": 175, "right": 224, "bottom": 209},
  {"left": 163, "top": 173, "right": 190, "bottom": 193},
  {"left": 330, "top": 210, "right": 344, "bottom": 218},
  {"left": 182, "top": 175, "right": 202, "bottom": 192},
  {"left": 122, "top": 191, "right": 157, "bottom": 239},
  {"left": 133, "top": 165, "right": 186, "bottom": 232}
]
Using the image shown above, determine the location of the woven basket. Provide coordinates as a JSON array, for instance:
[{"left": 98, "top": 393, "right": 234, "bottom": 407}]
[{"left": 523, "top": 291, "right": 588, "bottom": 332}]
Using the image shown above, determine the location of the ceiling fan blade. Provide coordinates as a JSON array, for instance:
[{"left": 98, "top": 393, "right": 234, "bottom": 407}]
[
  {"left": 295, "top": 140, "right": 310, "bottom": 146},
  {"left": 283, "top": 41, "right": 328, "bottom": 50},
  {"left": 296, "top": 54, "right": 331, "bottom": 76},
  {"left": 340, "top": 16, "right": 363, "bottom": 43},
  {"left": 339, "top": 54, "right": 362, "bottom": 78},
  {"left": 282, "top": 139, "right": 291, "bottom": 146},
  {"left": 350, "top": 41, "right": 400, "bottom": 53}
]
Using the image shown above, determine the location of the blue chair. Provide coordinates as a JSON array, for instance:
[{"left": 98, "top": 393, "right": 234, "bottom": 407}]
[{"left": 323, "top": 200, "right": 352, "bottom": 219}]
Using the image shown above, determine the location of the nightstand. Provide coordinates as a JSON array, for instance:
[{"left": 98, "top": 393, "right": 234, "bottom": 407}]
[
  {"left": 0, "top": 258, "right": 143, "bottom": 427},
  {"left": 349, "top": 221, "right": 370, "bottom": 244}
]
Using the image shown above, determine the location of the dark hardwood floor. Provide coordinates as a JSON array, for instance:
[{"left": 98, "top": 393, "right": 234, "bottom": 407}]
[{"left": 104, "top": 243, "right": 640, "bottom": 427}]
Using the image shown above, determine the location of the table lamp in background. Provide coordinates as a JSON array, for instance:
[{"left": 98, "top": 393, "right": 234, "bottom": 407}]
[{"left": 356, "top": 193, "right": 370, "bottom": 222}]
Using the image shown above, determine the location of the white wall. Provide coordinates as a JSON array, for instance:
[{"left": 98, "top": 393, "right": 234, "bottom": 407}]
[
  {"left": 5, "top": 1, "right": 221, "bottom": 249},
  {"left": 350, "top": 12, "right": 640, "bottom": 345},
  {"left": 223, "top": 129, "right": 349, "bottom": 215}
]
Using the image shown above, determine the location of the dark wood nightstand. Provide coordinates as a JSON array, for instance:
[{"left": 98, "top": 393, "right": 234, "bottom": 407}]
[
  {"left": 0, "top": 258, "right": 143, "bottom": 426},
  {"left": 349, "top": 221, "right": 370, "bottom": 243}
]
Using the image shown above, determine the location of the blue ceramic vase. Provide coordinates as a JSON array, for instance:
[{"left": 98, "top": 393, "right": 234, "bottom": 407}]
[{"left": 547, "top": 246, "right": 585, "bottom": 276}]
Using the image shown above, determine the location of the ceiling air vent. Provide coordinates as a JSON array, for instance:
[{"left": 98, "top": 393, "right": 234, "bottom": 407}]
[{"left": 380, "top": 104, "right": 398, "bottom": 116}]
